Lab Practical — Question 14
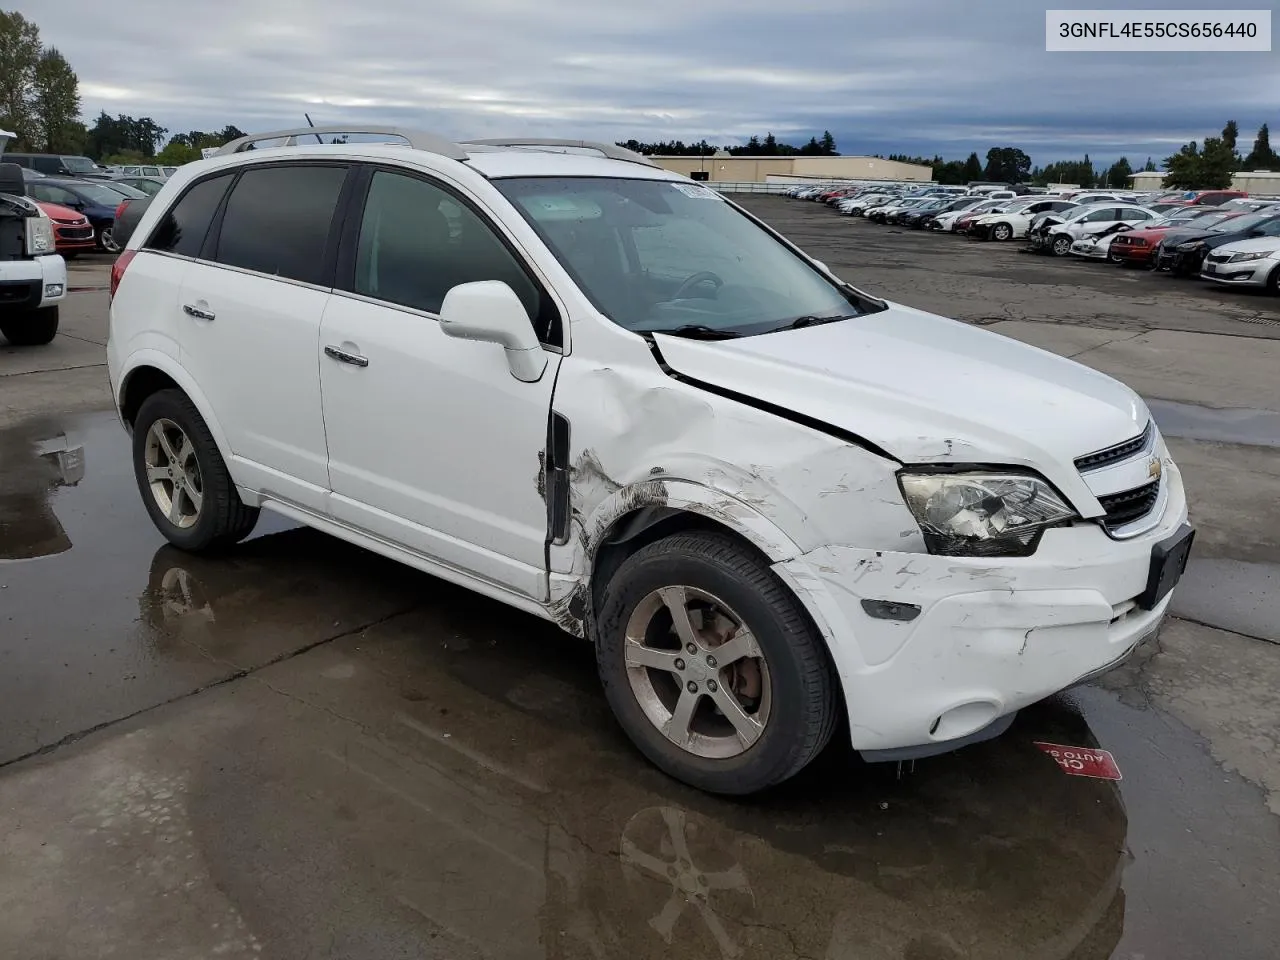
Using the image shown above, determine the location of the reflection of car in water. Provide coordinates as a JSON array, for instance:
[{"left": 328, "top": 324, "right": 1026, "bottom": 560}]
[
  {"left": 154, "top": 535, "right": 1128, "bottom": 960},
  {"left": 0, "top": 430, "right": 84, "bottom": 561}
]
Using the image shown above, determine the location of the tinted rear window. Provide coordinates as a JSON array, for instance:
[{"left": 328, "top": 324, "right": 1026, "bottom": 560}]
[
  {"left": 146, "top": 173, "right": 233, "bottom": 257},
  {"left": 213, "top": 164, "right": 347, "bottom": 285}
]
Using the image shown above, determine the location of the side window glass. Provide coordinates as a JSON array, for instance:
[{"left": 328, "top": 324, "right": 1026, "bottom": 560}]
[
  {"left": 214, "top": 164, "right": 347, "bottom": 285},
  {"left": 145, "top": 173, "right": 234, "bottom": 257},
  {"left": 353, "top": 170, "right": 559, "bottom": 343}
]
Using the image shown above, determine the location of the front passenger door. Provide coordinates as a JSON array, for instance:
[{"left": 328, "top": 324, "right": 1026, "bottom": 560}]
[{"left": 319, "top": 167, "right": 563, "bottom": 600}]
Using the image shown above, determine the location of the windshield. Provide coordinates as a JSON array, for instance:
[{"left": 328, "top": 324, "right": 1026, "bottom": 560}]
[
  {"left": 495, "top": 176, "right": 884, "bottom": 336},
  {"left": 102, "top": 181, "right": 148, "bottom": 199},
  {"left": 67, "top": 182, "right": 135, "bottom": 205},
  {"left": 61, "top": 156, "right": 98, "bottom": 174},
  {"left": 1210, "top": 212, "right": 1271, "bottom": 232}
]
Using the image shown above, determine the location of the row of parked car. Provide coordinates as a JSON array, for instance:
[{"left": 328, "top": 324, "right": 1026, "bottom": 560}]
[{"left": 789, "top": 182, "right": 1280, "bottom": 295}]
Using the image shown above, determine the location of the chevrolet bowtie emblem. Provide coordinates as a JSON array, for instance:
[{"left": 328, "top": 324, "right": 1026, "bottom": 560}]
[{"left": 1149, "top": 457, "right": 1163, "bottom": 479}]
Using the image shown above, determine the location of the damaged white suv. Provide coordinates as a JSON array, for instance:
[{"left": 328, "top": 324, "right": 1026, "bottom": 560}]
[{"left": 107, "top": 127, "right": 1193, "bottom": 794}]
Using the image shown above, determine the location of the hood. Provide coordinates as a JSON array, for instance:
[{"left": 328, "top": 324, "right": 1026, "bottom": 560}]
[
  {"left": 1163, "top": 227, "right": 1230, "bottom": 247},
  {"left": 35, "top": 201, "right": 86, "bottom": 222},
  {"left": 653, "top": 303, "right": 1149, "bottom": 510},
  {"left": 1207, "top": 235, "right": 1280, "bottom": 256}
]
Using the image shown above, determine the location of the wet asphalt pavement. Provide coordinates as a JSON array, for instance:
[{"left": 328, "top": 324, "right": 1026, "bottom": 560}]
[{"left": 1, "top": 221, "right": 1278, "bottom": 958}]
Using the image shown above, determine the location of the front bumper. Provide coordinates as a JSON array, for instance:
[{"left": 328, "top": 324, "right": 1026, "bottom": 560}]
[
  {"left": 0, "top": 255, "right": 67, "bottom": 310},
  {"left": 773, "top": 460, "right": 1189, "bottom": 757},
  {"left": 1111, "top": 243, "right": 1154, "bottom": 264},
  {"left": 1200, "top": 256, "right": 1277, "bottom": 286},
  {"left": 1070, "top": 239, "right": 1111, "bottom": 259}
]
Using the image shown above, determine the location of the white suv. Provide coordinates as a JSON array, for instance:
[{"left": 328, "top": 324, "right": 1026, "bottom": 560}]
[{"left": 106, "top": 126, "right": 1193, "bottom": 795}]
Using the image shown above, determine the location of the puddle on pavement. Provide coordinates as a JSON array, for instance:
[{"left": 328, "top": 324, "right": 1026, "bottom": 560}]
[
  {"left": 1, "top": 410, "right": 1278, "bottom": 959},
  {"left": 1148, "top": 397, "right": 1280, "bottom": 447},
  {"left": 0, "top": 410, "right": 424, "bottom": 765}
]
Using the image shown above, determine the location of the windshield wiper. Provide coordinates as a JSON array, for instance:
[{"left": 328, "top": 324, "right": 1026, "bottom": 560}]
[
  {"left": 635, "top": 324, "right": 742, "bottom": 340},
  {"left": 773, "top": 314, "right": 858, "bottom": 331}
]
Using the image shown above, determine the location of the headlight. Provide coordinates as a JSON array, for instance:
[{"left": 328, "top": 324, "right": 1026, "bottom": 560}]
[
  {"left": 1228, "top": 250, "right": 1274, "bottom": 263},
  {"left": 25, "top": 216, "right": 56, "bottom": 256},
  {"left": 898, "top": 472, "right": 1076, "bottom": 557}
]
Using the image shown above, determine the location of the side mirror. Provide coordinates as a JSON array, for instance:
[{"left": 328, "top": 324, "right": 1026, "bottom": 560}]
[{"left": 439, "top": 281, "right": 548, "bottom": 383}]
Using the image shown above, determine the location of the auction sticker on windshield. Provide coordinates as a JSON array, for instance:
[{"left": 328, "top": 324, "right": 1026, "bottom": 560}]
[{"left": 1034, "top": 742, "right": 1123, "bottom": 780}]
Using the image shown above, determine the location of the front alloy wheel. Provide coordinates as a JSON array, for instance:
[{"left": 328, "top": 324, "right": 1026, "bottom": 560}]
[
  {"left": 596, "top": 532, "right": 838, "bottom": 794},
  {"left": 1051, "top": 235, "right": 1072, "bottom": 256},
  {"left": 992, "top": 223, "right": 1013, "bottom": 241},
  {"left": 624, "top": 586, "right": 771, "bottom": 759}
]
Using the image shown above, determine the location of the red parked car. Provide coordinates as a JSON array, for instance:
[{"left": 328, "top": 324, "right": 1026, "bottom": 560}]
[
  {"left": 1109, "top": 208, "right": 1246, "bottom": 267},
  {"left": 35, "top": 201, "right": 96, "bottom": 257}
]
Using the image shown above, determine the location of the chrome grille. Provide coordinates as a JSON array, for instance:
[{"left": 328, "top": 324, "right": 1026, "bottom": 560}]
[
  {"left": 1097, "top": 480, "right": 1160, "bottom": 531},
  {"left": 1074, "top": 421, "right": 1153, "bottom": 472}
]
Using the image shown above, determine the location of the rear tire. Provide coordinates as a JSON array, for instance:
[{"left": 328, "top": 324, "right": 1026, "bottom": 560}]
[
  {"left": 595, "top": 531, "right": 839, "bottom": 795},
  {"left": 96, "top": 226, "right": 120, "bottom": 253},
  {"left": 132, "top": 389, "right": 259, "bottom": 552},
  {"left": 0, "top": 305, "right": 59, "bottom": 346}
]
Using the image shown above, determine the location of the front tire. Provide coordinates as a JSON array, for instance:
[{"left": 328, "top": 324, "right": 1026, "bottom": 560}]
[
  {"left": 1051, "top": 234, "right": 1072, "bottom": 257},
  {"left": 0, "top": 305, "right": 59, "bottom": 346},
  {"left": 992, "top": 223, "right": 1013, "bottom": 241},
  {"left": 595, "top": 531, "right": 839, "bottom": 795},
  {"left": 1268, "top": 265, "right": 1280, "bottom": 295},
  {"left": 132, "top": 389, "right": 259, "bottom": 552}
]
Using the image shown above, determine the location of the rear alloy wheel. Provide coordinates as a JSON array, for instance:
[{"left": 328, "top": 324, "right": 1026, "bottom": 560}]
[
  {"left": 1051, "top": 234, "right": 1073, "bottom": 257},
  {"left": 133, "top": 389, "right": 259, "bottom": 552},
  {"left": 0, "top": 305, "right": 59, "bottom": 346},
  {"left": 97, "top": 226, "right": 120, "bottom": 253},
  {"left": 596, "top": 532, "right": 838, "bottom": 795},
  {"left": 992, "top": 222, "right": 1013, "bottom": 241}
]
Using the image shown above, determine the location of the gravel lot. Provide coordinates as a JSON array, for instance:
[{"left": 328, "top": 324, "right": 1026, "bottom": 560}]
[{"left": 0, "top": 212, "right": 1277, "bottom": 960}]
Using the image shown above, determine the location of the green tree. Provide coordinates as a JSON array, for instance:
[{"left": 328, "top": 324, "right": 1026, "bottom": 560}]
[
  {"left": 1164, "top": 136, "right": 1237, "bottom": 189},
  {"left": 983, "top": 146, "right": 1032, "bottom": 183},
  {"left": 155, "top": 139, "right": 201, "bottom": 165},
  {"left": 1243, "top": 123, "right": 1278, "bottom": 170},
  {"left": 1142, "top": 157, "right": 1157, "bottom": 172},
  {"left": 0, "top": 10, "right": 43, "bottom": 148},
  {"left": 1105, "top": 156, "right": 1132, "bottom": 187},
  {"left": 1222, "top": 120, "right": 1239, "bottom": 155},
  {"left": 85, "top": 112, "right": 168, "bottom": 159},
  {"left": 31, "top": 47, "right": 80, "bottom": 152},
  {"left": 819, "top": 130, "right": 838, "bottom": 155},
  {"left": 962, "top": 151, "right": 983, "bottom": 181}
]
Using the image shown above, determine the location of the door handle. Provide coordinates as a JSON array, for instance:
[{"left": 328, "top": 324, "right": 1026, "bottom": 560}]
[
  {"left": 183, "top": 304, "right": 216, "bottom": 321},
  {"left": 324, "top": 345, "right": 369, "bottom": 367}
]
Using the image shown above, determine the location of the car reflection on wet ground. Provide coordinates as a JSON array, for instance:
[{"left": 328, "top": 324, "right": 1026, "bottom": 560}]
[{"left": 1, "top": 409, "right": 1277, "bottom": 959}]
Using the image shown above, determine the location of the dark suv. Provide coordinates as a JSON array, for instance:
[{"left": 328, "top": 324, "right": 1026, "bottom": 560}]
[{"left": 3, "top": 153, "right": 109, "bottom": 179}]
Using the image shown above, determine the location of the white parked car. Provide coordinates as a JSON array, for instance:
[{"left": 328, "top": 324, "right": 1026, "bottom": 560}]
[
  {"left": 841, "top": 193, "right": 895, "bottom": 216},
  {"left": 969, "top": 199, "right": 1079, "bottom": 240},
  {"left": 1198, "top": 236, "right": 1280, "bottom": 292},
  {"left": 1041, "top": 203, "right": 1159, "bottom": 256},
  {"left": 106, "top": 125, "right": 1193, "bottom": 795},
  {"left": 932, "top": 198, "right": 1006, "bottom": 231}
]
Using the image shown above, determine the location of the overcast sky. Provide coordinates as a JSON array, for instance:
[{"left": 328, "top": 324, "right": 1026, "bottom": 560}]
[{"left": 13, "top": 0, "right": 1280, "bottom": 166}]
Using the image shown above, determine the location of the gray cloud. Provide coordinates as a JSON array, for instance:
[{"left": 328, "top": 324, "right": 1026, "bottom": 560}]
[{"left": 12, "top": 0, "right": 1279, "bottom": 165}]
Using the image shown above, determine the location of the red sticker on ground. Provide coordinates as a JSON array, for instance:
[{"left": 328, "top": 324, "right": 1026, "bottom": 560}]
[{"left": 1033, "top": 742, "right": 1123, "bottom": 781}]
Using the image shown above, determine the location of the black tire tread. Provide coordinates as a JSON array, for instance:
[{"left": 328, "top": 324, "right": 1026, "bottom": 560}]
[
  {"left": 134, "top": 389, "right": 258, "bottom": 551},
  {"left": 0, "top": 305, "right": 59, "bottom": 346},
  {"left": 598, "top": 531, "right": 839, "bottom": 794}
]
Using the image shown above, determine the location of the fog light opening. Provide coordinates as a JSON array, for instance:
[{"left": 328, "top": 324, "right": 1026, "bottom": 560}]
[{"left": 931, "top": 701, "right": 1001, "bottom": 741}]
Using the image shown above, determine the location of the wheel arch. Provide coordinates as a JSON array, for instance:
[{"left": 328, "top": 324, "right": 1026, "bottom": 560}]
[{"left": 117, "top": 353, "right": 233, "bottom": 463}]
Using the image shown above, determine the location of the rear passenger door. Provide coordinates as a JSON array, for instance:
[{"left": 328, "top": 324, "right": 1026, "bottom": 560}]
[
  {"left": 176, "top": 161, "right": 351, "bottom": 513},
  {"left": 318, "top": 165, "right": 563, "bottom": 600}
]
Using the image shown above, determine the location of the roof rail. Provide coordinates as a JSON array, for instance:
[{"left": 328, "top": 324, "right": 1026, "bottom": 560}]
[
  {"left": 460, "top": 138, "right": 658, "bottom": 167},
  {"left": 213, "top": 125, "right": 469, "bottom": 160}
]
